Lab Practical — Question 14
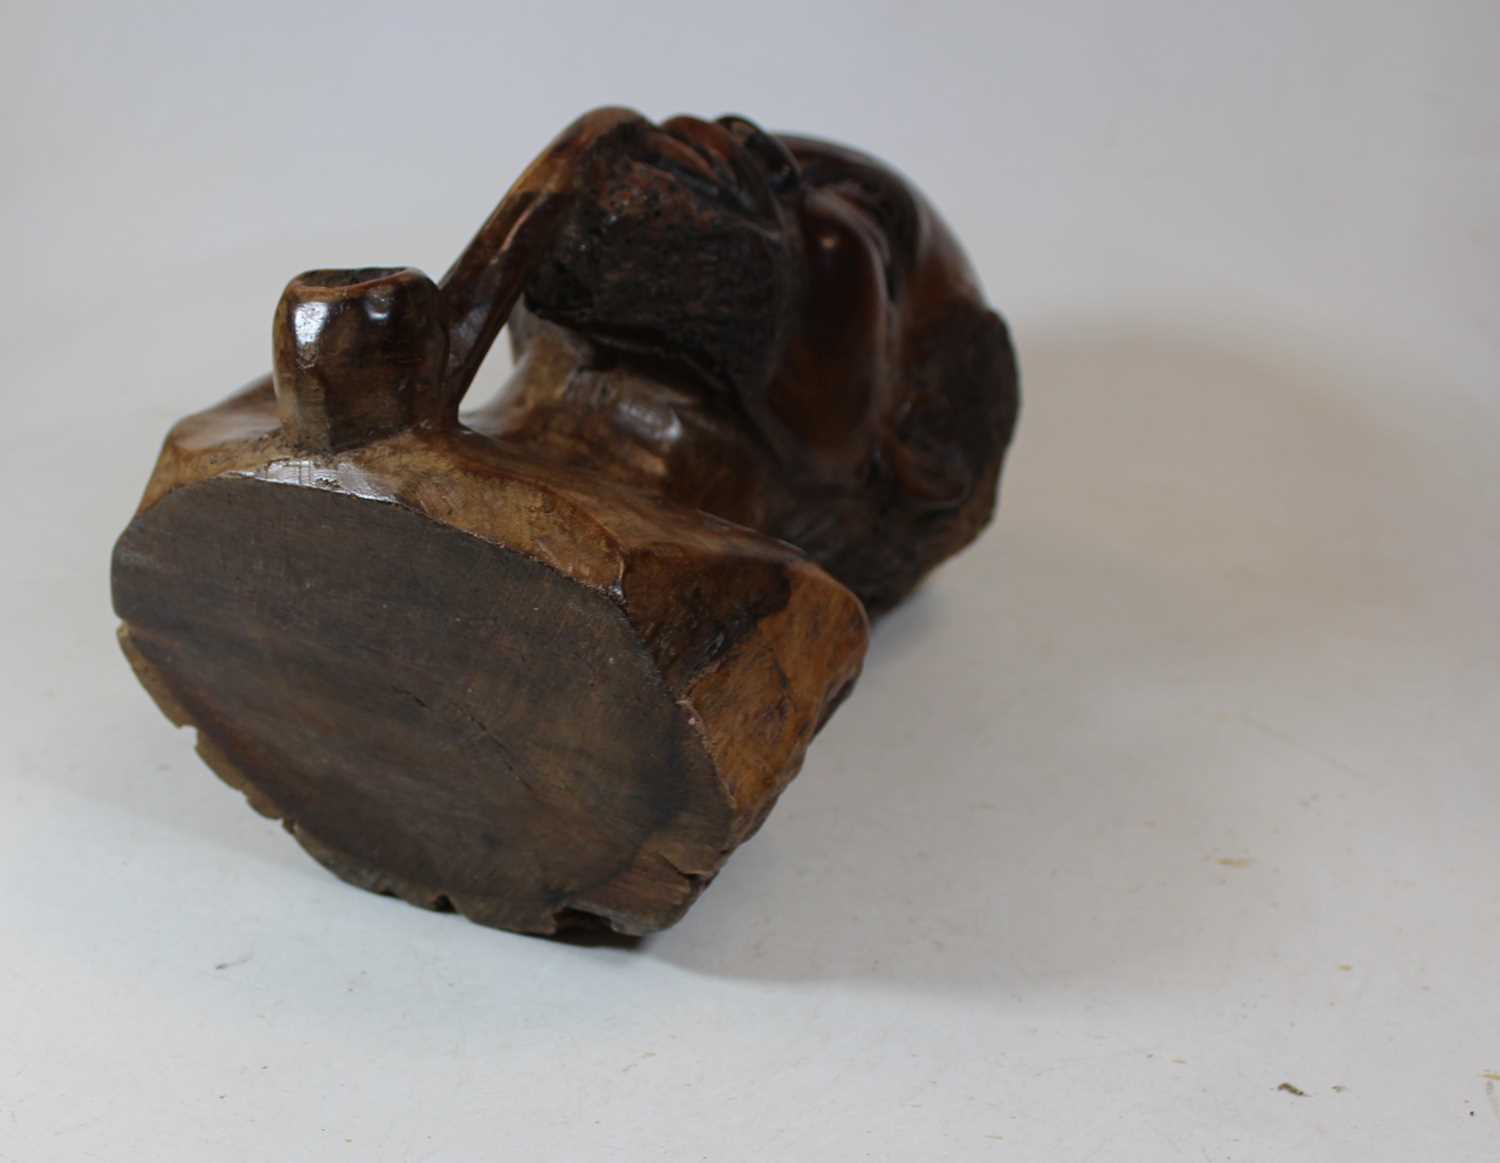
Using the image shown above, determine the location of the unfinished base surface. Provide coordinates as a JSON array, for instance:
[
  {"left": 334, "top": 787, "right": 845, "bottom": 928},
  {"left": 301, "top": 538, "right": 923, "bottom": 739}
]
[{"left": 111, "top": 381, "right": 867, "bottom": 936}]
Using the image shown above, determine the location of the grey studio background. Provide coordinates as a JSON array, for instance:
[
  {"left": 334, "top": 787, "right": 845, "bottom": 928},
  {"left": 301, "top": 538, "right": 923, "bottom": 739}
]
[{"left": 3, "top": 2, "right": 1497, "bottom": 1160}]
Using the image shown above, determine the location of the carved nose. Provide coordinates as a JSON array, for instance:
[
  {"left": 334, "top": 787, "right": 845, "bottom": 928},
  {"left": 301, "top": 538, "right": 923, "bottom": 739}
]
[{"left": 272, "top": 266, "right": 449, "bottom": 451}]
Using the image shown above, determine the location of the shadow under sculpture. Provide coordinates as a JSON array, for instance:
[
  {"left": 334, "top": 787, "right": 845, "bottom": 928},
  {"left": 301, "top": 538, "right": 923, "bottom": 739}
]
[{"left": 110, "top": 108, "right": 1020, "bottom": 936}]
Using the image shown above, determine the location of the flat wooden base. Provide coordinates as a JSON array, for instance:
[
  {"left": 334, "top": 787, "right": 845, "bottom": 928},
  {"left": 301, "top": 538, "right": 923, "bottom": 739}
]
[{"left": 111, "top": 381, "right": 867, "bottom": 935}]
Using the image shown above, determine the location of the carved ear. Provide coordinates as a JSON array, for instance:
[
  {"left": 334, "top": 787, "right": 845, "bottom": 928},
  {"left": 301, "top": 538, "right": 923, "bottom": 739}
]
[{"left": 849, "top": 303, "right": 1018, "bottom": 608}]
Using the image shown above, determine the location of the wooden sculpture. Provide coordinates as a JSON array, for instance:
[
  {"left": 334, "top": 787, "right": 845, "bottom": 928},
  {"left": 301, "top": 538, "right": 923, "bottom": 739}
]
[{"left": 111, "top": 108, "right": 1020, "bottom": 936}]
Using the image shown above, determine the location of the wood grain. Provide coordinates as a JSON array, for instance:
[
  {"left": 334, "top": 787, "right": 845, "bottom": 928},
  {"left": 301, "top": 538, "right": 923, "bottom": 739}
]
[{"left": 111, "top": 107, "right": 1017, "bottom": 934}]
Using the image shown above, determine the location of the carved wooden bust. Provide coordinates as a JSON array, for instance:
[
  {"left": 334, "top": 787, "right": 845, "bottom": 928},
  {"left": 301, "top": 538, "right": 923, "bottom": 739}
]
[{"left": 110, "top": 108, "right": 1020, "bottom": 936}]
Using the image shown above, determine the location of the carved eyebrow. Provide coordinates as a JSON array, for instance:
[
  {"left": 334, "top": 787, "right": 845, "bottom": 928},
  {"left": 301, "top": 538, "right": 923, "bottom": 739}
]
[
  {"left": 785, "top": 144, "right": 920, "bottom": 297},
  {"left": 818, "top": 178, "right": 913, "bottom": 300},
  {"left": 842, "top": 180, "right": 918, "bottom": 284}
]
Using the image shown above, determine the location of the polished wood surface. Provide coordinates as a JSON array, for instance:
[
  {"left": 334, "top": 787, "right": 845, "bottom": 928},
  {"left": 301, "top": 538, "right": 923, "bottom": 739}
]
[{"left": 111, "top": 108, "right": 1018, "bottom": 935}]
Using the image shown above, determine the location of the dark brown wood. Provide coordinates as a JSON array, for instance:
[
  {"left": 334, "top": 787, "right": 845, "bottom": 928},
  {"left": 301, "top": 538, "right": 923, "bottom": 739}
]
[{"left": 110, "top": 108, "right": 1019, "bottom": 936}]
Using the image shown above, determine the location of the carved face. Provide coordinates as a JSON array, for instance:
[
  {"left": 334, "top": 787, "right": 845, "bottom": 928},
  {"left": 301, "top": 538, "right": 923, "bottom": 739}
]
[
  {"left": 519, "top": 110, "right": 1016, "bottom": 612},
  {"left": 769, "top": 133, "right": 981, "bottom": 472},
  {"left": 523, "top": 114, "right": 989, "bottom": 472}
]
